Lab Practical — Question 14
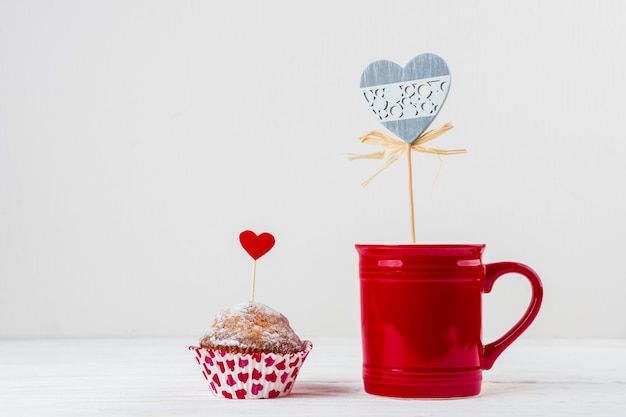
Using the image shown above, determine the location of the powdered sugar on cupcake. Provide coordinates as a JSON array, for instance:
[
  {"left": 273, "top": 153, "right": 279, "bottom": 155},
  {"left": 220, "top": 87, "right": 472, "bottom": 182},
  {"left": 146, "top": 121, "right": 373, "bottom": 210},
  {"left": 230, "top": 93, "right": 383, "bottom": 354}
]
[{"left": 200, "top": 302, "right": 304, "bottom": 354}]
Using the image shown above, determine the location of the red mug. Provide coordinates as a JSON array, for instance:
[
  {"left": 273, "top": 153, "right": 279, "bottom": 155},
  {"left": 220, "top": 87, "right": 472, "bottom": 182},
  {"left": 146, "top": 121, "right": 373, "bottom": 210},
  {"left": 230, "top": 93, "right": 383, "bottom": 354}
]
[{"left": 356, "top": 244, "right": 543, "bottom": 398}]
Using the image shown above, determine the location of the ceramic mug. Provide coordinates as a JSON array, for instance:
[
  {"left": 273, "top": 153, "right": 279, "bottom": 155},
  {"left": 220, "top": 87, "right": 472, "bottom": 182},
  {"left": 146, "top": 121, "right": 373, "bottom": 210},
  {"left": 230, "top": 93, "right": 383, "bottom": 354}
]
[{"left": 355, "top": 244, "right": 543, "bottom": 398}]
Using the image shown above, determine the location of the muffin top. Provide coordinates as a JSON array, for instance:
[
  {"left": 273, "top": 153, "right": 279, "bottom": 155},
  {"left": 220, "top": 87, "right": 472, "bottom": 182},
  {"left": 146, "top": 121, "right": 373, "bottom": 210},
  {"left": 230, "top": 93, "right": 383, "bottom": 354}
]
[{"left": 200, "top": 301, "right": 304, "bottom": 354}]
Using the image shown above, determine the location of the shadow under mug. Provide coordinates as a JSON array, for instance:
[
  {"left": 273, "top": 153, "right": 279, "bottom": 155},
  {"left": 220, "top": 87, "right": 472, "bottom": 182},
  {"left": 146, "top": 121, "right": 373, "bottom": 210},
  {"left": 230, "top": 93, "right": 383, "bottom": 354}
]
[{"left": 356, "top": 243, "right": 543, "bottom": 398}]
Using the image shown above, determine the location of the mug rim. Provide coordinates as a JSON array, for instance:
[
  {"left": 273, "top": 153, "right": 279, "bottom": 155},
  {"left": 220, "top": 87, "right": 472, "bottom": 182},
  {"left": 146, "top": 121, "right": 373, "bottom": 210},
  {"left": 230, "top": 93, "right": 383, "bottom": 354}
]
[
  {"left": 355, "top": 242, "right": 486, "bottom": 249},
  {"left": 355, "top": 243, "right": 487, "bottom": 258}
]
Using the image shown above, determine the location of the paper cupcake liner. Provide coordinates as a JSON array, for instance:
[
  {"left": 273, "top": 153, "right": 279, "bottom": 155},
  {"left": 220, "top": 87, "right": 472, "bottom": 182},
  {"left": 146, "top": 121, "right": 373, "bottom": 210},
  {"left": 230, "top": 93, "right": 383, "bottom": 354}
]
[{"left": 189, "top": 340, "right": 313, "bottom": 399}]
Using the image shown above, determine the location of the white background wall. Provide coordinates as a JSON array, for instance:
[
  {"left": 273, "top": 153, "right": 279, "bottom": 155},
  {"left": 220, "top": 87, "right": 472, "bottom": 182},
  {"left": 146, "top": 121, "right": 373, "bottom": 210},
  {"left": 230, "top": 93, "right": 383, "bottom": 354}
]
[{"left": 1, "top": 0, "right": 625, "bottom": 341}]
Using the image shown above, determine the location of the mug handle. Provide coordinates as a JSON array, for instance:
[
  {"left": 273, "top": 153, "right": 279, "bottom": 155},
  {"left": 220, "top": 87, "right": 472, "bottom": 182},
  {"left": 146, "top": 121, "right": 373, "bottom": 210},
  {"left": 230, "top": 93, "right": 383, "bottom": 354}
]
[{"left": 481, "top": 262, "right": 543, "bottom": 370}]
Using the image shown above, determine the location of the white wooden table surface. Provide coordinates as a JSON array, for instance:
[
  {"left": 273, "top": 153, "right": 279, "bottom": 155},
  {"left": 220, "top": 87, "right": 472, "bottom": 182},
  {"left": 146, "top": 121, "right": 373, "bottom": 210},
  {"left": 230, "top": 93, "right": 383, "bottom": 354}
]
[{"left": 1, "top": 338, "right": 625, "bottom": 416}]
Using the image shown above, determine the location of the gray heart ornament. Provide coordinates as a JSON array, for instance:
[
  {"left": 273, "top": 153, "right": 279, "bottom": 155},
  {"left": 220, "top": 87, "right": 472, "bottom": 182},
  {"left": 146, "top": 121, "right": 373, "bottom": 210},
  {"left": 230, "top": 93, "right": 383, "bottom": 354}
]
[{"left": 360, "top": 53, "right": 451, "bottom": 144}]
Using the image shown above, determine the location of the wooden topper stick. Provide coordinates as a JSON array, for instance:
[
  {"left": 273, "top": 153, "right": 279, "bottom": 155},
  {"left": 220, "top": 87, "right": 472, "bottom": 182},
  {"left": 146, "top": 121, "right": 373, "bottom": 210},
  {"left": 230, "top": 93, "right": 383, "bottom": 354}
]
[
  {"left": 407, "top": 143, "right": 416, "bottom": 243},
  {"left": 250, "top": 260, "right": 257, "bottom": 302}
]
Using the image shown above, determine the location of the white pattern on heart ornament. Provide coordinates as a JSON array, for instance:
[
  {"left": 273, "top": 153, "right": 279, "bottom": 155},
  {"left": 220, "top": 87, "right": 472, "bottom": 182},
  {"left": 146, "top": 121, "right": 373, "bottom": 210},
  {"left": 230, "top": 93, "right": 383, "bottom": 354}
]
[{"left": 360, "top": 53, "right": 450, "bottom": 144}]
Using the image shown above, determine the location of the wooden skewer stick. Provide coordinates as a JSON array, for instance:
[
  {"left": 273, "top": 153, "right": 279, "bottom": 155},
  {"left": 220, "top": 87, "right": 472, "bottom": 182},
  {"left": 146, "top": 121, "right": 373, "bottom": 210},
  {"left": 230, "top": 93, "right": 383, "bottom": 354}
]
[
  {"left": 250, "top": 260, "right": 257, "bottom": 302},
  {"left": 407, "top": 143, "right": 416, "bottom": 244}
]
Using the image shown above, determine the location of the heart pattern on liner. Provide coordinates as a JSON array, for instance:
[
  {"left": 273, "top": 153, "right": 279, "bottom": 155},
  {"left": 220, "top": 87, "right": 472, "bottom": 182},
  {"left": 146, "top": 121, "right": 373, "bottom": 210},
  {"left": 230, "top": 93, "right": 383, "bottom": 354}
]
[
  {"left": 189, "top": 341, "right": 313, "bottom": 399},
  {"left": 239, "top": 230, "right": 275, "bottom": 260},
  {"left": 360, "top": 53, "right": 450, "bottom": 144}
]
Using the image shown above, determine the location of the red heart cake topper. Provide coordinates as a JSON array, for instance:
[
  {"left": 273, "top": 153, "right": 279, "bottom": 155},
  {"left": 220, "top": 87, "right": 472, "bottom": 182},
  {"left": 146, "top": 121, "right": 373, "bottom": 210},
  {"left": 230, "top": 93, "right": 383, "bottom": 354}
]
[{"left": 239, "top": 230, "right": 275, "bottom": 260}]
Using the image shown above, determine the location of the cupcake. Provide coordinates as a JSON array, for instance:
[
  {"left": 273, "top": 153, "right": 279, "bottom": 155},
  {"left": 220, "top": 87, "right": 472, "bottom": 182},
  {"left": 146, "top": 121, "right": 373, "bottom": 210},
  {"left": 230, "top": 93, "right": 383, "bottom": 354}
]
[{"left": 189, "top": 301, "right": 312, "bottom": 399}]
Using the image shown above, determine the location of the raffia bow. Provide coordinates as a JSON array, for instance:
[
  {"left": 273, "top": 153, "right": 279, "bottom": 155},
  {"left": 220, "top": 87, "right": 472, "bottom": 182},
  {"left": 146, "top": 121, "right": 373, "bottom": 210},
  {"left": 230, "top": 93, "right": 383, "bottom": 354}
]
[{"left": 349, "top": 122, "right": 466, "bottom": 186}]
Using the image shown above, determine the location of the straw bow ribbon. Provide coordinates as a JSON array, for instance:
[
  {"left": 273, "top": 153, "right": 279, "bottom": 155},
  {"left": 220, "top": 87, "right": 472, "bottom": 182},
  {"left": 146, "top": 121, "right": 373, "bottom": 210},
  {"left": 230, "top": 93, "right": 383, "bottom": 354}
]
[{"left": 349, "top": 122, "right": 466, "bottom": 186}]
